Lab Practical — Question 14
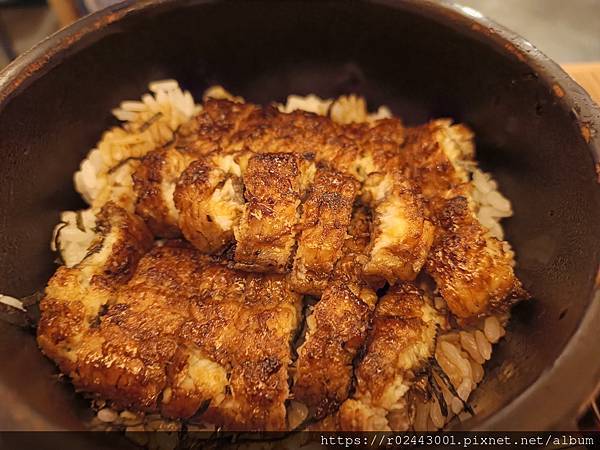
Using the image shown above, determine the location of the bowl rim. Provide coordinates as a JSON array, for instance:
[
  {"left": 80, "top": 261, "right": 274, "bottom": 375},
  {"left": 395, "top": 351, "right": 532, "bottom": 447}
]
[{"left": 0, "top": 0, "right": 598, "bottom": 431}]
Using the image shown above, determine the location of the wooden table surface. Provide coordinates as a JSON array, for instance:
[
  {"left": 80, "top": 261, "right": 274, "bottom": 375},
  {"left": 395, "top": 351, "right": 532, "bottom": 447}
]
[{"left": 563, "top": 62, "right": 600, "bottom": 104}]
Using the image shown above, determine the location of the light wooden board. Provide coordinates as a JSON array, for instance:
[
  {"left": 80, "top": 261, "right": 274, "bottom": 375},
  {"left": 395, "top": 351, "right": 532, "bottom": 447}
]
[
  {"left": 563, "top": 62, "right": 600, "bottom": 104},
  {"left": 48, "top": 0, "right": 80, "bottom": 28}
]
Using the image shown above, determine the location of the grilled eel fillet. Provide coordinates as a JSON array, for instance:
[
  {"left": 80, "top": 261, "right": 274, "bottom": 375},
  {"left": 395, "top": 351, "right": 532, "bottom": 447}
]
[
  {"left": 292, "top": 282, "right": 371, "bottom": 421},
  {"left": 426, "top": 196, "right": 526, "bottom": 318},
  {"left": 362, "top": 172, "right": 434, "bottom": 285},
  {"left": 233, "top": 152, "right": 315, "bottom": 273},
  {"left": 337, "top": 283, "right": 440, "bottom": 432},
  {"left": 289, "top": 168, "right": 360, "bottom": 295},
  {"left": 174, "top": 151, "right": 249, "bottom": 253},
  {"left": 38, "top": 204, "right": 302, "bottom": 431},
  {"left": 400, "top": 120, "right": 527, "bottom": 318},
  {"left": 133, "top": 146, "right": 197, "bottom": 238},
  {"left": 132, "top": 100, "right": 523, "bottom": 317},
  {"left": 38, "top": 203, "right": 155, "bottom": 406},
  {"left": 133, "top": 100, "right": 432, "bottom": 285},
  {"left": 293, "top": 207, "right": 378, "bottom": 420}
]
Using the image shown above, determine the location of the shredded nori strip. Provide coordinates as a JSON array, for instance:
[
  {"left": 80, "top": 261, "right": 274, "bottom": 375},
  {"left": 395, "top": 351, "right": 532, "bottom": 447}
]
[
  {"left": 431, "top": 357, "right": 475, "bottom": 415},
  {"left": 428, "top": 369, "right": 449, "bottom": 417},
  {"left": 53, "top": 221, "right": 69, "bottom": 265},
  {"left": 76, "top": 210, "right": 86, "bottom": 232},
  {"left": 89, "top": 304, "right": 109, "bottom": 329},
  {"left": 82, "top": 238, "right": 104, "bottom": 261},
  {"left": 107, "top": 156, "right": 142, "bottom": 174},
  {"left": 138, "top": 112, "right": 163, "bottom": 132},
  {"left": 187, "top": 399, "right": 212, "bottom": 423}
]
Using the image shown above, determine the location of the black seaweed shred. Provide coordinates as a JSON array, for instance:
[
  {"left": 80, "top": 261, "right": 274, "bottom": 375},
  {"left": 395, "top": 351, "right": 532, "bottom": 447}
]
[
  {"left": 138, "top": 112, "right": 163, "bottom": 132},
  {"left": 428, "top": 369, "right": 449, "bottom": 417},
  {"left": 75, "top": 210, "right": 86, "bottom": 232},
  {"left": 431, "top": 357, "right": 475, "bottom": 416}
]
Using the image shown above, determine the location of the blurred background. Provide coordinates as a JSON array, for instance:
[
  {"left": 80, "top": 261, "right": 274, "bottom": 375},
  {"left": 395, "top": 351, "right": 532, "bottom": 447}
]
[{"left": 2, "top": 0, "right": 598, "bottom": 101}]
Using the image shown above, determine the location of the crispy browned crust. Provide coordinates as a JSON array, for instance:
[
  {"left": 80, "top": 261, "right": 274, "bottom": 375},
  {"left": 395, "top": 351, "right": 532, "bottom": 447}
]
[
  {"left": 40, "top": 230, "right": 301, "bottom": 429},
  {"left": 399, "top": 120, "right": 473, "bottom": 215},
  {"left": 231, "top": 105, "right": 347, "bottom": 159},
  {"left": 425, "top": 196, "right": 526, "bottom": 319},
  {"left": 186, "top": 99, "right": 404, "bottom": 180},
  {"left": 133, "top": 147, "right": 197, "bottom": 237},
  {"left": 233, "top": 153, "right": 307, "bottom": 272},
  {"left": 89, "top": 203, "right": 154, "bottom": 287},
  {"left": 363, "top": 175, "right": 435, "bottom": 284},
  {"left": 340, "top": 118, "right": 405, "bottom": 178},
  {"left": 181, "top": 99, "right": 259, "bottom": 155},
  {"left": 174, "top": 158, "right": 224, "bottom": 251},
  {"left": 357, "top": 284, "right": 436, "bottom": 398},
  {"left": 208, "top": 271, "right": 301, "bottom": 430},
  {"left": 290, "top": 168, "right": 359, "bottom": 295},
  {"left": 40, "top": 96, "right": 530, "bottom": 431},
  {"left": 331, "top": 205, "right": 380, "bottom": 307},
  {"left": 338, "top": 283, "right": 439, "bottom": 431},
  {"left": 293, "top": 282, "right": 371, "bottom": 420},
  {"left": 174, "top": 154, "right": 245, "bottom": 253},
  {"left": 38, "top": 204, "right": 155, "bottom": 406},
  {"left": 399, "top": 120, "right": 527, "bottom": 318},
  {"left": 170, "top": 252, "right": 301, "bottom": 430},
  {"left": 332, "top": 206, "right": 371, "bottom": 283},
  {"left": 350, "top": 118, "right": 406, "bottom": 150},
  {"left": 183, "top": 99, "right": 342, "bottom": 159}
]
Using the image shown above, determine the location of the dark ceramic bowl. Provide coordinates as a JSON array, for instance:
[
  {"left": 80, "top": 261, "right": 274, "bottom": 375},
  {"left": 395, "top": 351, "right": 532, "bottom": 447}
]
[{"left": 0, "top": 0, "right": 599, "bottom": 434}]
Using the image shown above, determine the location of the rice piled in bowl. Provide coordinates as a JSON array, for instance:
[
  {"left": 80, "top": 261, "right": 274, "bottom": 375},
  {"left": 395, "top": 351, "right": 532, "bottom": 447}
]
[{"left": 40, "top": 81, "right": 517, "bottom": 439}]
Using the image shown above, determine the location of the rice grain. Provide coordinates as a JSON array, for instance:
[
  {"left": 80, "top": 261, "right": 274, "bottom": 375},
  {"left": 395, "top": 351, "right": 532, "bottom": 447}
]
[
  {"left": 451, "top": 397, "right": 464, "bottom": 415},
  {"left": 475, "top": 330, "right": 492, "bottom": 360},
  {"left": 0, "top": 294, "right": 25, "bottom": 311},
  {"left": 413, "top": 401, "right": 430, "bottom": 431},
  {"left": 457, "top": 379, "right": 472, "bottom": 402},
  {"left": 436, "top": 350, "right": 462, "bottom": 388},
  {"left": 429, "top": 398, "right": 445, "bottom": 429},
  {"left": 440, "top": 341, "right": 472, "bottom": 379},
  {"left": 459, "top": 331, "right": 484, "bottom": 364},
  {"left": 474, "top": 366, "right": 485, "bottom": 387},
  {"left": 484, "top": 316, "right": 503, "bottom": 343},
  {"left": 97, "top": 408, "right": 119, "bottom": 423}
]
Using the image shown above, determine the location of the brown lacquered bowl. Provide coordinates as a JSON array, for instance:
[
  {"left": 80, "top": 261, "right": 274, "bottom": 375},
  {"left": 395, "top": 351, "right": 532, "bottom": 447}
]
[{"left": 0, "top": 0, "right": 599, "bottom": 438}]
